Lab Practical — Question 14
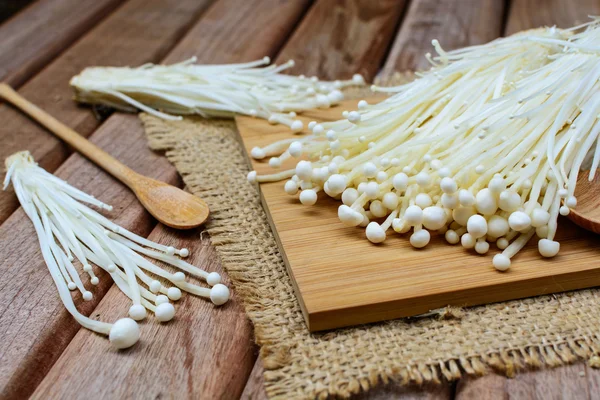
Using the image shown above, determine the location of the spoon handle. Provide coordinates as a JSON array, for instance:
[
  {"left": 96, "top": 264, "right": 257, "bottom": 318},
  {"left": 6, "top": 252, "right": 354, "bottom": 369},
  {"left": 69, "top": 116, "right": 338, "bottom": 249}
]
[{"left": 0, "top": 83, "right": 138, "bottom": 187}]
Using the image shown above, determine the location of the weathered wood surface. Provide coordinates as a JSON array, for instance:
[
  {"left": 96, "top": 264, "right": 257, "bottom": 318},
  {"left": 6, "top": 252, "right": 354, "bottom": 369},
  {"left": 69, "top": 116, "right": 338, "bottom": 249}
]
[
  {"left": 381, "top": 0, "right": 505, "bottom": 74},
  {"left": 276, "top": 0, "right": 408, "bottom": 81},
  {"left": 27, "top": 0, "right": 311, "bottom": 399},
  {"left": 242, "top": 359, "right": 270, "bottom": 400},
  {"left": 0, "top": 0, "right": 217, "bottom": 397},
  {"left": 505, "top": 0, "right": 600, "bottom": 35},
  {"left": 456, "top": 364, "right": 600, "bottom": 400},
  {"left": 0, "top": 0, "right": 214, "bottom": 224},
  {"left": 1, "top": 0, "right": 599, "bottom": 399},
  {"left": 0, "top": 0, "right": 122, "bottom": 88},
  {"left": 241, "top": 358, "right": 454, "bottom": 400},
  {"left": 172, "top": 0, "right": 312, "bottom": 63}
]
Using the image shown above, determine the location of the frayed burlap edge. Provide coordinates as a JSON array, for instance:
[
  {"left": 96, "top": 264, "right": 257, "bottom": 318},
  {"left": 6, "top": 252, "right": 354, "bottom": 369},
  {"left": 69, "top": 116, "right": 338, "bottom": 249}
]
[{"left": 140, "top": 77, "right": 600, "bottom": 399}]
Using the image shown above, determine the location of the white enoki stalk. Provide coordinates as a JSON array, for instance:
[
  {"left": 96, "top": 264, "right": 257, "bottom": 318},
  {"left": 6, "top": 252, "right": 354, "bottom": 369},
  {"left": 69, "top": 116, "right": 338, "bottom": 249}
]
[
  {"left": 250, "top": 21, "right": 600, "bottom": 272},
  {"left": 70, "top": 56, "right": 365, "bottom": 134},
  {"left": 4, "top": 151, "right": 230, "bottom": 349}
]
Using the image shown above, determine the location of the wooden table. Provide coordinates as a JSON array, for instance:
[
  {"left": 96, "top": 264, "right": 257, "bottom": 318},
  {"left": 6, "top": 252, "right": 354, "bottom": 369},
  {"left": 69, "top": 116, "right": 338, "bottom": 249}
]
[{"left": 1, "top": 0, "right": 599, "bottom": 398}]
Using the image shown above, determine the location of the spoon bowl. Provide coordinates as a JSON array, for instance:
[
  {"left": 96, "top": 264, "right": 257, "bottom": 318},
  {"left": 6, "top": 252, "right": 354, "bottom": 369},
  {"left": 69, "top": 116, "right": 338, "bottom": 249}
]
[
  {"left": 134, "top": 176, "right": 209, "bottom": 229},
  {"left": 567, "top": 170, "right": 600, "bottom": 234}
]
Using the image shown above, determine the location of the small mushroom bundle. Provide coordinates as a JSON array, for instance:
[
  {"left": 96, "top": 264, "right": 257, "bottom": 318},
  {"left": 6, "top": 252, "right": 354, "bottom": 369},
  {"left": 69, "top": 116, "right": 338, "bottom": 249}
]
[
  {"left": 250, "top": 21, "right": 600, "bottom": 271},
  {"left": 4, "top": 151, "right": 229, "bottom": 349},
  {"left": 70, "top": 57, "right": 365, "bottom": 131}
]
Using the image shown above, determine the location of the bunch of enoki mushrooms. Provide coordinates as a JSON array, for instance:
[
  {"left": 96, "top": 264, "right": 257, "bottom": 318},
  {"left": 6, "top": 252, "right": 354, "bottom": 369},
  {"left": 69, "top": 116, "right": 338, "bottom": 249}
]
[{"left": 249, "top": 20, "right": 600, "bottom": 271}]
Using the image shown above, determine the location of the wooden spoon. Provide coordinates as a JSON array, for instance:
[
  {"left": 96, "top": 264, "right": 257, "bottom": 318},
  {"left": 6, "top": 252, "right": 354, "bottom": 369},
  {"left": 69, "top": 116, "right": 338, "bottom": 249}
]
[
  {"left": 0, "top": 83, "right": 209, "bottom": 229},
  {"left": 568, "top": 171, "right": 600, "bottom": 234}
]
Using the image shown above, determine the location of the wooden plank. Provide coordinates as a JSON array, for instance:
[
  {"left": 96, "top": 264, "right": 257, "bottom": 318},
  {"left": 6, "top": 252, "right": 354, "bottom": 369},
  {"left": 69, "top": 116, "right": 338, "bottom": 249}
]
[
  {"left": 24, "top": 1, "right": 311, "bottom": 399},
  {"left": 0, "top": 0, "right": 123, "bottom": 88},
  {"left": 587, "top": 364, "right": 600, "bottom": 400},
  {"left": 241, "top": 359, "right": 270, "bottom": 400},
  {"left": 505, "top": 0, "right": 600, "bottom": 35},
  {"left": 454, "top": 373, "right": 506, "bottom": 399},
  {"left": 456, "top": 365, "right": 590, "bottom": 400},
  {"left": 380, "top": 0, "right": 505, "bottom": 75},
  {"left": 171, "top": 0, "right": 312, "bottom": 63},
  {"left": 0, "top": 0, "right": 215, "bottom": 225},
  {"left": 275, "top": 0, "right": 408, "bottom": 81},
  {"left": 358, "top": 385, "right": 453, "bottom": 400}
]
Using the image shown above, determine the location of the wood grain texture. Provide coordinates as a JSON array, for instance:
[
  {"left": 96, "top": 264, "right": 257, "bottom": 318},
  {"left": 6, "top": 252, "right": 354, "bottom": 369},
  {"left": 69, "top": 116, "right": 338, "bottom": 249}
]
[
  {"left": 587, "top": 365, "right": 600, "bottom": 400},
  {"left": 0, "top": 0, "right": 214, "bottom": 225},
  {"left": 25, "top": 0, "right": 312, "bottom": 398},
  {"left": 173, "top": 0, "right": 312, "bottom": 63},
  {"left": 456, "top": 365, "right": 594, "bottom": 400},
  {"left": 356, "top": 385, "right": 453, "bottom": 400},
  {"left": 275, "top": 0, "right": 407, "bottom": 81},
  {"left": 0, "top": 0, "right": 122, "bottom": 88},
  {"left": 0, "top": 115, "right": 179, "bottom": 399},
  {"left": 505, "top": 0, "right": 600, "bottom": 35},
  {"left": 380, "top": 0, "right": 505, "bottom": 75},
  {"left": 32, "top": 228, "right": 257, "bottom": 400},
  {"left": 241, "top": 359, "right": 269, "bottom": 400},
  {"left": 237, "top": 101, "right": 600, "bottom": 332},
  {"left": 455, "top": 373, "right": 507, "bottom": 400}
]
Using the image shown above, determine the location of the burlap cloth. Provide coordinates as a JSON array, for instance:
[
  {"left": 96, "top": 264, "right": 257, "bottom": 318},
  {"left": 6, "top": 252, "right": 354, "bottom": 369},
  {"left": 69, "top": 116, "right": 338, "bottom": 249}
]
[{"left": 139, "top": 79, "right": 600, "bottom": 399}]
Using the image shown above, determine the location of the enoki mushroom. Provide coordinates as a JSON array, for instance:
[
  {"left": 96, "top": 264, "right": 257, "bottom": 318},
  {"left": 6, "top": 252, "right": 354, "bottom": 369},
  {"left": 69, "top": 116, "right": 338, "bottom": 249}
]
[
  {"left": 250, "top": 20, "right": 600, "bottom": 271},
  {"left": 4, "top": 151, "right": 229, "bottom": 349},
  {"left": 70, "top": 57, "right": 365, "bottom": 132}
]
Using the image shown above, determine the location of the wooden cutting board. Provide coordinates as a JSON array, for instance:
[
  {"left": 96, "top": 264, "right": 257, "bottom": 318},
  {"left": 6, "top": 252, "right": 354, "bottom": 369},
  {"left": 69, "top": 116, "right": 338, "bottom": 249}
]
[{"left": 236, "top": 98, "right": 600, "bottom": 332}]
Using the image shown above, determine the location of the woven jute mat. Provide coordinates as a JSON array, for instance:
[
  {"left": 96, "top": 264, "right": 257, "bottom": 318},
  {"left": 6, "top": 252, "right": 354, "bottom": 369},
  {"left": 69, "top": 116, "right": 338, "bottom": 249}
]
[{"left": 140, "top": 81, "right": 600, "bottom": 399}]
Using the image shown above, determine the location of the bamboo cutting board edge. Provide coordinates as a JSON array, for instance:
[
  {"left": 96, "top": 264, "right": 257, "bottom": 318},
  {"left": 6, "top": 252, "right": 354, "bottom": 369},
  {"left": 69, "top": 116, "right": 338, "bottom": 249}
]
[
  {"left": 235, "top": 131, "right": 312, "bottom": 326},
  {"left": 235, "top": 99, "right": 600, "bottom": 332}
]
